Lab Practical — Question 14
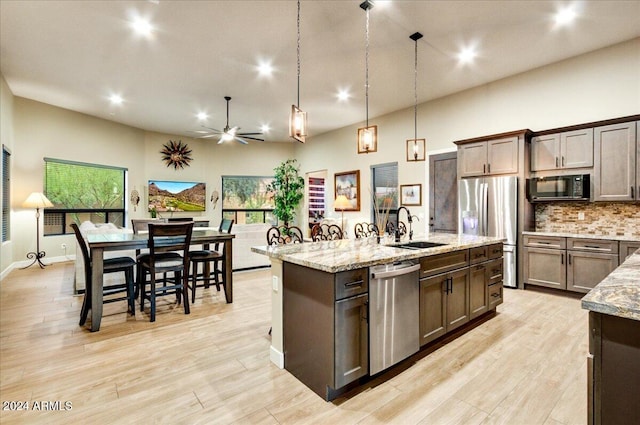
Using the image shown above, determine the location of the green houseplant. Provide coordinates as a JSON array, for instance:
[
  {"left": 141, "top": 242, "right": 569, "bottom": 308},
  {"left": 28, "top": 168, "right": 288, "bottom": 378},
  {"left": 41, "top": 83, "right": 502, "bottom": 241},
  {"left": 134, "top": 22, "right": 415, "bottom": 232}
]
[{"left": 267, "top": 159, "right": 305, "bottom": 227}]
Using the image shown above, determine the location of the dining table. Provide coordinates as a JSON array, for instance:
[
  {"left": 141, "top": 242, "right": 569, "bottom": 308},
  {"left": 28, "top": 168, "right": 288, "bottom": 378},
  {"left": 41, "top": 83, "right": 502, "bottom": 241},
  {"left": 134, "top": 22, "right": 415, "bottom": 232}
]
[{"left": 84, "top": 228, "right": 235, "bottom": 331}]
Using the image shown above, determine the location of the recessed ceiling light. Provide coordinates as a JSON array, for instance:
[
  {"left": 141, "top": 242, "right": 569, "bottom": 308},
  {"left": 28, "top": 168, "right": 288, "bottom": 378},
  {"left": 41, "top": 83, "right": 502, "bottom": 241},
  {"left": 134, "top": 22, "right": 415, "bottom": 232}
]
[
  {"left": 109, "top": 94, "right": 123, "bottom": 105},
  {"left": 260, "top": 124, "right": 271, "bottom": 133},
  {"left": 337, "top": 89, "right": 350, "bottom": 102},
  {"left": 257, "top": 61, "right": 274, "bottom": 77},
  {"left": 197, "top": 112, "right": 208, "bottom": 121},
  {"left": 554, "top": 5, "right": 577, "bottom": 27},
  {"left": 131, "top": 16, "right": 153, "bottom": 37},
  {"left": 457, "top": 46, "right": 477, "bottom": 65}
]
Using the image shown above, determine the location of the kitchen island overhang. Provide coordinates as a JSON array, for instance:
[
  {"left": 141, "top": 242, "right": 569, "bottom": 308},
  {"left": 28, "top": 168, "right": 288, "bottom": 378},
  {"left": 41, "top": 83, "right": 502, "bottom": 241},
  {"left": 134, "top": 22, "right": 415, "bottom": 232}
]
[{"left": 252, "top": 233, "right": 506, "bottom": 400}]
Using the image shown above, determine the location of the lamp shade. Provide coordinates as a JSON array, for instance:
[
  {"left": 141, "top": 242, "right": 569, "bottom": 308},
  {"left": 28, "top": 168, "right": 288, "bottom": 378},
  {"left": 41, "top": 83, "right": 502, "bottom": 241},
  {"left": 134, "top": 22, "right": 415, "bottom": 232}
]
[
  {"left": 334, "top": 195, "right": 351, "bottom": 210},
  {"left": 22, "top": 192, "right": 53, "bottom": 209}
]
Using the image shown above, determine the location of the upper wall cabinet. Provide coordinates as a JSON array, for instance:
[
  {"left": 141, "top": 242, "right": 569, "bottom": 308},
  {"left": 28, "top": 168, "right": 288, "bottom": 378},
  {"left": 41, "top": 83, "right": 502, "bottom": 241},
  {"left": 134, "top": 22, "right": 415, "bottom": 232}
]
[
  {"left": 593, "top": 121, "right": 638, "bottom": 201},
  {"left": 531, "top": 128, "right": 594, "bottom": 171},
  {"left": 458, "top": 136, "right": 518, "bottom": 178}
]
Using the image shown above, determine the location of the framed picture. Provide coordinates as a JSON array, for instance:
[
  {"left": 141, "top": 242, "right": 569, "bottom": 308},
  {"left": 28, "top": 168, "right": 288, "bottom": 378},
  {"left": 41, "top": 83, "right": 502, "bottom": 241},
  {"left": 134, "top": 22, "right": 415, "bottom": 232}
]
[
  {"left": 334, "top": 170, "right": 360, "bottom": 211},
  {"left": 400, "top": 184, "right": 422, "bottom": 206}
]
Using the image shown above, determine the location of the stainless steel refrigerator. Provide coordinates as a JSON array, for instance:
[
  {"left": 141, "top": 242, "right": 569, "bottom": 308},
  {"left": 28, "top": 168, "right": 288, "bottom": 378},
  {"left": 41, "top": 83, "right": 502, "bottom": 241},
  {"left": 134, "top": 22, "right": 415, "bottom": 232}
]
[{"left": 459, "top": 176, "right": 517, "bottom": 288}]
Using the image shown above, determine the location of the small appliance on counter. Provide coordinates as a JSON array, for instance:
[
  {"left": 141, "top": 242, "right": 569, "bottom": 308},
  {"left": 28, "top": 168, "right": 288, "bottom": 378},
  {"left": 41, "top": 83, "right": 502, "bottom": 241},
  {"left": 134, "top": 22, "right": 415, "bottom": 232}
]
[{"left": 526, "top": 174, "right": 590, "bottom": 202}]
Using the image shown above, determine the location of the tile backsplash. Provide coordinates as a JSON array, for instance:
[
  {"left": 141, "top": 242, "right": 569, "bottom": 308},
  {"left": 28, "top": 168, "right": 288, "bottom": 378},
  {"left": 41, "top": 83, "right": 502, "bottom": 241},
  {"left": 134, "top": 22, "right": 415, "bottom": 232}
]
[{"left": 535, "top": 202, "right": 640, "bottom": 237}]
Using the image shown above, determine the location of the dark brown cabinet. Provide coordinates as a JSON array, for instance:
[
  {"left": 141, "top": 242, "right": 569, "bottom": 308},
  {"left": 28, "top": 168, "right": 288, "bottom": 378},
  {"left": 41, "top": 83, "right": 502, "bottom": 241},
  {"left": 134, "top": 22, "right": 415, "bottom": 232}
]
[
  {"left": 283, "top": 263, "right": 368, "bottom": 400},
  {"left": 469, "top": 263, "right": 489, "bottom": 319}
]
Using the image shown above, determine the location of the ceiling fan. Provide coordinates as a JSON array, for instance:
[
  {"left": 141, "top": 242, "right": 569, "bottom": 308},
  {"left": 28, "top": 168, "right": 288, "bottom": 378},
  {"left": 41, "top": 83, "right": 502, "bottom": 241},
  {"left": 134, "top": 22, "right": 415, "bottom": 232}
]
[{"left": 193, "top": 96, "right": 264, "bottom": 144}]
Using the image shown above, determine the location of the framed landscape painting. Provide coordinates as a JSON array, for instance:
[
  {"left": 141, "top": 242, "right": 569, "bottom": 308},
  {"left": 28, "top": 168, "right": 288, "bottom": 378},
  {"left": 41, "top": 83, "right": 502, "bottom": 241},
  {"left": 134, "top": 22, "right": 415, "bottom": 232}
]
[
  {"left": 400, "top": 184, "right": 422, "bottom": 206},
  {"left": 334, "top": 170, "right": 360, "bottom": 211}
]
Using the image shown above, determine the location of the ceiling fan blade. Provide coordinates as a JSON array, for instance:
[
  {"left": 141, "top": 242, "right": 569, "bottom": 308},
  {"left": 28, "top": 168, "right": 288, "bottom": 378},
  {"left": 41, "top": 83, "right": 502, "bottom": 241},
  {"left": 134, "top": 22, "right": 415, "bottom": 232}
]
[
  {"left": 241, "top": 136, "right": 264, "bottom": 142},
  {"left": 217, "top": 138, "right": 225, "bottom": 144},
  {"left": 234, "top": 137, "right": 249, "bottom": 145},
  {"left": 238, "top": 132, "right": 263, "bottom": 136},
  {"left": 199, "top": 134, "right": 218, "bottom": 139},
  {"left": 189, "top": 130, "right": 210, "bottom": 134},
  {"left": 201, "top": 125, "right": 223, "bottom": 133}
]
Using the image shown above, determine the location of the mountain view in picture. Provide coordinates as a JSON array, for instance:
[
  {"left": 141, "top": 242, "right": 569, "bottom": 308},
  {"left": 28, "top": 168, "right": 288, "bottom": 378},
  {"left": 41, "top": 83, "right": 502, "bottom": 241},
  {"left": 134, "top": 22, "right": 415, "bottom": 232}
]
[{"left": 148, "top": 180, "right": 206, "bottom": 212}]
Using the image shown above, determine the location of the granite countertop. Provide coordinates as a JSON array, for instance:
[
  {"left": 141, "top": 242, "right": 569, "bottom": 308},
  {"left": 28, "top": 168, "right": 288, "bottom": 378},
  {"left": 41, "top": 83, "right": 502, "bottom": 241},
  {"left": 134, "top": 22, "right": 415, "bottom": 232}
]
[
  {"left": 582, "top": 249, "right": 640, "bottom": 321},
  {"left": 251, "top": 233, "right": 504, "bottom": 273},
  {"left": 522, "top": 231, "right": 640, "bottom": 242}
]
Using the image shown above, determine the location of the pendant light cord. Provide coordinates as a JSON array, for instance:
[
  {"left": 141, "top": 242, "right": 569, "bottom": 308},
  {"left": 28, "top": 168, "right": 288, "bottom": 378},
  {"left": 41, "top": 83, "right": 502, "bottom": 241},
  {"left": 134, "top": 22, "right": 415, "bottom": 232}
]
[
  {"left": 414, "top": 36, "right": 418, "bottom": 141},
  {"left": 365, "top": 7, "right": 370, "bottom": 128},
  {"left": 297, "top": 0, "right": 301, "bottom": 108}
]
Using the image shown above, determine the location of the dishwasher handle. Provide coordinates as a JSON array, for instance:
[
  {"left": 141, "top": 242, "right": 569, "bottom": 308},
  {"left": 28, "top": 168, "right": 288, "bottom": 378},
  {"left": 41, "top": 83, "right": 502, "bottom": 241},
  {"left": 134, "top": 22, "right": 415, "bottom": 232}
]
[{"left": 371, "top": 263, "right": 420, "bottom": 280}]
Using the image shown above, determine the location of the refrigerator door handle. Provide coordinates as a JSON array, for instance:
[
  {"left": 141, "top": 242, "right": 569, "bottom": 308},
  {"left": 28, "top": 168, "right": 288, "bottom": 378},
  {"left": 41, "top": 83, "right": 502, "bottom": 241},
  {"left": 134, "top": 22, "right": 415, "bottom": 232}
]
[{"left": 482, "top": 182, "right": 489, "bottom": 236}]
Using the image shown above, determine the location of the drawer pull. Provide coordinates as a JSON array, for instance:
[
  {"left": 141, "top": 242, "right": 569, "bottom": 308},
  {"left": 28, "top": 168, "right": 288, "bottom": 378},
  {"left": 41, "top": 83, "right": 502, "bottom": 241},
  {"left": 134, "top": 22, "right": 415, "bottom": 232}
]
[
  {"left": 491, "top": 292, "right": 500, "bottom": 298},
  {"left": 344, "top": 280, "right": 364, "bottom": 288},
  {"left": 584, "top": 245, "right": 603, "bottom": 249},
  {"left": 537, "top": 241, "right": 551, "bottom": 245}
]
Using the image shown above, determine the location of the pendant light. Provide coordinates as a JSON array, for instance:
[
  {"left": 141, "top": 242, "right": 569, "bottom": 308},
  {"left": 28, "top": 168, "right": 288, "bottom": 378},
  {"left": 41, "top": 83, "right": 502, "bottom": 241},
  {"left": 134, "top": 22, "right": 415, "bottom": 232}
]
[
  {"left": 406, "top": 32, "right": 426, "bottom": 162},
  {"left": 357, "top": 0, "right": 377, "bottom": 154},
  {"left": 289, "top": 0, "right": 307, "bottom": 143}
]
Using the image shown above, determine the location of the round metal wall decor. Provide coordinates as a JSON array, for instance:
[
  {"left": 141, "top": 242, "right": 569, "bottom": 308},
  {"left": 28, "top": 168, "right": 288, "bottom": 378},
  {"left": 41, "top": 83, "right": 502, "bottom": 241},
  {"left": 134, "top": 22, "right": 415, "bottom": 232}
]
[{"left": 160, "top": 140, "right": 193, "bottom": 169}]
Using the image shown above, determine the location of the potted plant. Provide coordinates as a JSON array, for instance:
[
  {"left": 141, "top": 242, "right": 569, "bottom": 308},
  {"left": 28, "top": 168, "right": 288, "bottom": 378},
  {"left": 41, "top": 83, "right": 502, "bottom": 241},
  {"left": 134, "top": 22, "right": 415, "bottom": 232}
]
[{"left": 267, "top": 159, "right": 305, "bottom": 227}]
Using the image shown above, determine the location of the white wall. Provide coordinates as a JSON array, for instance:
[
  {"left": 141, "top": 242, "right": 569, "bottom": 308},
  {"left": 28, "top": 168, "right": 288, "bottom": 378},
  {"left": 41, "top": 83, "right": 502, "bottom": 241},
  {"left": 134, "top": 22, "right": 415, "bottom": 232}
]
[
  {"left": 294, "top": 38, "right": 640, "bottom": 237},
  {"left": 1, "top": 75, "right": 15, "bottom": 275}
]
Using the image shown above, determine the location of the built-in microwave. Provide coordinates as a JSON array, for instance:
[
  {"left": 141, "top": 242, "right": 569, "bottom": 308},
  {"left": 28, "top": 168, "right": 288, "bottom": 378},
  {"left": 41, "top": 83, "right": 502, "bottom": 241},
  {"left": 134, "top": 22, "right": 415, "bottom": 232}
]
[{"left": 526, "top": 174, "right": 590, "bottom": 202}]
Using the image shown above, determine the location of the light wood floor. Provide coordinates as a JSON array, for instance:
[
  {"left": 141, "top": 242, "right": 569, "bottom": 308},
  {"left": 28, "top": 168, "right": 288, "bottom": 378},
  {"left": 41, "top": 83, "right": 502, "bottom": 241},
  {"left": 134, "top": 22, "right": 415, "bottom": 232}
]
[{"left": 0, "top": 262, "right": 588, "bottom": 424}]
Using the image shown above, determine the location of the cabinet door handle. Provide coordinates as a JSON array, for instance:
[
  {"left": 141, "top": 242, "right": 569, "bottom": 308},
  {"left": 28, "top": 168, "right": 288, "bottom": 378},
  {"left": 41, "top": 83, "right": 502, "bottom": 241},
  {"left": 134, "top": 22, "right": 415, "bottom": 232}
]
[
  {"left": 363, "top": 300, "right": 369, "bottom": 323},
  {"left": 561, "top": 253, "right": 564, "bottom": 265},
  {"left": 568, "top": 254, "right": 572, "bottom": 265},
  {"left": 632, "top": 186, "right": 635, "bottom": 199},
  {"left": 483, "top": 164, "right": 486, "bottom": 174},
  {"left": 449, "top": 277, "right": 453, "bottom": 294},
  {"left": 487, "top": 163, "right": 491, "bottom": 173},
  {"left": 344, "top": 280, "right": 364, "bottom": 288},
  {"left": 562, "top": 156, "right": 565, "bottom": 167},
  {"left": 556, "top": 157, "right": 559, "bottom": 167}
]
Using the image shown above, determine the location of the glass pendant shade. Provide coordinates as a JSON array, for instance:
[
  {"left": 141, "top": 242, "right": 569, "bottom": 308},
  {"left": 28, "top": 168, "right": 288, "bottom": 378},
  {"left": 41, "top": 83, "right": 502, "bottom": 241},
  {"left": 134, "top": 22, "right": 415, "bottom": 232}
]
[
  {"left": 357, "top": 125, "right": 378, "bottom": 154},
  {"left": 406, "top": 138, "right": 425, "bottom": 161},
  {"left": 289, "top": 105, "right": 307, "bottom": 143}
]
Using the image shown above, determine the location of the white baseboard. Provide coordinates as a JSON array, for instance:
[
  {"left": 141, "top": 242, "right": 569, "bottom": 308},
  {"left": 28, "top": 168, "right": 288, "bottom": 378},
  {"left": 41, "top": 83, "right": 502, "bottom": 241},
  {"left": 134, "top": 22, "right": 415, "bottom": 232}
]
[{"left": 270, "top": 345, "right": 284, "bottom": 369}]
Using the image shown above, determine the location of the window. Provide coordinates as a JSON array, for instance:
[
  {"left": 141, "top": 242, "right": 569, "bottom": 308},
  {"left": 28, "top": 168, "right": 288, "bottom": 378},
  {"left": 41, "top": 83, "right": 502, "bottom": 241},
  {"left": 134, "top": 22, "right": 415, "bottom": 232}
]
[
  {"left": 43, "top": 158, "right": 127, "bottom": 235},
  {"left": 371, "top": 162, "right": 398, "bottom": 230},
  {"left": 222, "top": 176, "right": 275, "bottom": 224},
  {"left": 2, "top": 145, "right": 10, "bottom": 242}
]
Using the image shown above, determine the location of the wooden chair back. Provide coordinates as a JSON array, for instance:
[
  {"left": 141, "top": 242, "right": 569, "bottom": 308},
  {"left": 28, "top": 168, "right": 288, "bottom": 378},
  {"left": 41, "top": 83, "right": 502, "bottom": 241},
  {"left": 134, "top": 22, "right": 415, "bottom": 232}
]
[{"left": 147, "top": 222, "right": 194, "bottom": 259}]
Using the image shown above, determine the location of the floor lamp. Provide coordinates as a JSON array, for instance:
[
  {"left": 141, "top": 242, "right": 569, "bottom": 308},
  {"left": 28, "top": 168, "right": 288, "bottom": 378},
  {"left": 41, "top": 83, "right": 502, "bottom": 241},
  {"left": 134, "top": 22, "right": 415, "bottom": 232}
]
[
  {"left": 21, "top": 192, "right": 54, "bottom": 269},
  {"left": 334, "top": 195, "right": 351, "bottom": 235}
]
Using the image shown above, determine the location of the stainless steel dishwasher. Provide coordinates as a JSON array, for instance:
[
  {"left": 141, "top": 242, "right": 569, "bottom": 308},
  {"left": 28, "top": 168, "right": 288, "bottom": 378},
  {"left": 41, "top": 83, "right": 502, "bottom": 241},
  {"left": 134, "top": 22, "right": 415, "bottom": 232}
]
[{"left": 369, "top": 261, "right": 421, "bottom": 375}]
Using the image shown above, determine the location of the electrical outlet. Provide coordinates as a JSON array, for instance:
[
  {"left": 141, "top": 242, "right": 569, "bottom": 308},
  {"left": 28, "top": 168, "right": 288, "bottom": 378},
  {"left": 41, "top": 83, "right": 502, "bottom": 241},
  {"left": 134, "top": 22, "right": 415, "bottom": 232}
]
[
  {"left": 272, "top": 276, "right": 279, "bottom": 292},
  {"left": 578, "top": 212, "right": 585, "bottom": 221},
  {"left": 61, "top": 243, "right": 67, "bottom": 250}
]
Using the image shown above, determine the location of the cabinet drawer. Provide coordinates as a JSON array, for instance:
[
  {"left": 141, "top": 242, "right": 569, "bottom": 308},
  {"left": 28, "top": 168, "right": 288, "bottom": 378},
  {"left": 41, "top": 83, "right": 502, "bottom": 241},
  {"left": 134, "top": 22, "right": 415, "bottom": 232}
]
[
  {"left": 470, "top": 246, "right": 488, "bottom": 264},
  {"left": 420, "top": 250, "right": 469, "bottom": 278},
  {"left": 486, "top": 258, "right": 503, "bottom": 285},
  {"left": 523, "top": 235, "right": 566, "bottom": 249},
  {"left": 488, "top": 243, "right": 503, "bottom": 259},
  {"left": 567, "top": 238, "right": 618, "bottom": 254},
  {"left": 488, "top": 282, "right": 503, "bottom": 309},
  {"left": 335, "top": 268, "right": 368, "bottom": 300}
]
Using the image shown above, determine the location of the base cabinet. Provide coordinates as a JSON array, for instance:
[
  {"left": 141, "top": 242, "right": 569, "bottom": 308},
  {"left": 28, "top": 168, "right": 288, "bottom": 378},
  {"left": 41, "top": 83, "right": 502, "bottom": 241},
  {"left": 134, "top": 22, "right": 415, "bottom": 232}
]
[
  {"left": 524, "top": 246, "right": 566, "bottom": 290},
  {"left": 334, "top": 293, "right": 369, "bottom": 389},
  {"left": 567, "top": 251, "right": 618, "bottom": 294},
  {"left": 620, "top": 241, "right": 640, "bottom": 263},
  {"left": 588, "top": 311, "right": 640, "bottom": 424},
  {"left": 420, "top": 268, "right": 470, "bottom": 346}
]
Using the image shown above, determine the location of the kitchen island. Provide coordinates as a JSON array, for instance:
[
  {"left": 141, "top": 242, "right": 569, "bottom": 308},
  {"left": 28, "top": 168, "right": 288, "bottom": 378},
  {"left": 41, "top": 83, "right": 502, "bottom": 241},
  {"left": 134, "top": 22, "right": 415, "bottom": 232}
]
[
  {"left": 252, "top": 233, "right": 505, "bottom": 400},
  {"left": 582, "top": 249, "right": 640, "bottom": 425}
]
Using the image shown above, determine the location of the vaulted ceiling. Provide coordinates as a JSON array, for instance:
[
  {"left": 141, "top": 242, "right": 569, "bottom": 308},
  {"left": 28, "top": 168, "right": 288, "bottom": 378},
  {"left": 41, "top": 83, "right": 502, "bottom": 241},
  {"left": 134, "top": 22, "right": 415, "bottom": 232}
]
[{"left": 1, "top": 1, "right": 639, "bottom": 143}]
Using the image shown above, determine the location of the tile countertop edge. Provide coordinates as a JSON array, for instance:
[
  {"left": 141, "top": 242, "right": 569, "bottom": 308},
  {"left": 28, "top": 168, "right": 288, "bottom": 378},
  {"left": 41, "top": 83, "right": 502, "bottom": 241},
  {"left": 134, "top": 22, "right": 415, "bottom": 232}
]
[
  {"left": 522, "top": 231, "right": 640, "bottom": 242},
  {"left": 251, "top": 234, "right": 505, "bottom": 274},
  {"left": 581, "top": 249, "right": 640, "bottom": 322}
]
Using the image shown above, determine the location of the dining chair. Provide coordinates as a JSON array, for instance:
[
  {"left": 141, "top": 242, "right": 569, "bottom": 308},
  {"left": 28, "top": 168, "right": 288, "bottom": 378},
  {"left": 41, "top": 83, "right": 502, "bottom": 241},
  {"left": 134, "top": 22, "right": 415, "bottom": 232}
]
[
  {"left": 138, "top": 222, "right": 194, "bottom": 322},
  {"left": 188, "top": 218, "right": 234, "bottom": 303},
  {"left": 311, "top": 223, "right": 344, "bottom": 241},
  {"left": 266, "top": 225, "right": 304, "bottom": 245},
  {"left": 71, "top": 223, "right": 136, "bottom": 326},
  {"left": 131, "top": 218, "right": 177, "bottom": 297},
  {"left": 354, "top": 222, "right": 380, "bottom": 239}
]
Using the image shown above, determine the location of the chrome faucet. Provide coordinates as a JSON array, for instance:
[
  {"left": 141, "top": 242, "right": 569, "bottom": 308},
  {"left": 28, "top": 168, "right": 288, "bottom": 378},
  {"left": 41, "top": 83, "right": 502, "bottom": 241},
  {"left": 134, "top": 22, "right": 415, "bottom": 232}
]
[{"left": 395, "top": 206, "right": 412, "bottom": 242}]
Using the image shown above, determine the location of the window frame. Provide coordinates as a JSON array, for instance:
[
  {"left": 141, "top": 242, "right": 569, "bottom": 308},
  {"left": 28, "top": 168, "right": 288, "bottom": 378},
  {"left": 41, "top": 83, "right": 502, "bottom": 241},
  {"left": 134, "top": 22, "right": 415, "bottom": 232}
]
[
  {"left": 221, "top": 175, "right": 275, "bottom": 225},
  {"left": 43, "top": 158, "right": 127, "bottom": 236}
]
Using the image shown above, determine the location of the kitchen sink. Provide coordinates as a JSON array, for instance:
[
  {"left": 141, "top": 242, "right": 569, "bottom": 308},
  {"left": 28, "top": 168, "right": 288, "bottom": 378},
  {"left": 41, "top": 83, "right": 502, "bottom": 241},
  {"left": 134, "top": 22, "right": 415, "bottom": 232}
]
[{"left": 394, "top": 241, "right": 448, "bottom": 250}]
